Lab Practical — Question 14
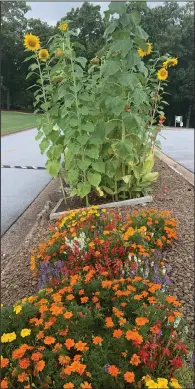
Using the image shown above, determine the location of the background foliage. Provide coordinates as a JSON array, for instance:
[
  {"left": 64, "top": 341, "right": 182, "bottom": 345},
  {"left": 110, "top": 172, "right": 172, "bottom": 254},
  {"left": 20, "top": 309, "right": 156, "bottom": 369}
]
[{"left": 1, "top": 1, "right": 194, "bottom": 127}]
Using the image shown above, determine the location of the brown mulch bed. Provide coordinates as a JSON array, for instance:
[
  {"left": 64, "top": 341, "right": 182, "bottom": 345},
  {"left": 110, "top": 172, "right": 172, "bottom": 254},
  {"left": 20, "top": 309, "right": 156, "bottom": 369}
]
[{"left": 1, "top": 158, "right": 194, "bottom": 336}]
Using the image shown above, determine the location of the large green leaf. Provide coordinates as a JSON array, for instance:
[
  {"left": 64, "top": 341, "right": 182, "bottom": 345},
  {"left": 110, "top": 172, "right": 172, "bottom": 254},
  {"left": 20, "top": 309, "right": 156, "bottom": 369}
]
[
  {"left": 76, "top": 57, "right": 87, "bottom": 68},
  {"left": 92, "top": 161, "right": 105, "bottom": 173},
  {"left": 130, "top": 10, "right": 141, "bottom": 25},
  {"left": 104, "top": 20, "right": 119, "bottom": 38},
  {"left": 126, "top": 51, "right": 141, "bottom": 69},
  {"left": 101, "top": 60, "right": 120, "bottom": 78},
  {"left": 85, "top": 146, "right": 99, "bottom": 159},
  {"left": 102, "top": 186, "right": 115, "bottom": 195},
  {"left": 112, "top": 39, "right": 133, "bottom": 58},
  {"left": 79, "top": 158, "right": 92, "bottom": 172},
  {"left": 74, "top": 64, "right": 83, "bottom": 78},
  {"left": 46, "top": 160, "right": 60, "bottom": 177},
  {"left": 41, "top": 102, "right": 50, "bottom": 112},
  {"left": 118, "top": 73, "right": 138, "bottom": 90},
  {"left": 80, "top": 106, "right": 89, "bottom": 116},
  {"left": 87, "top": 171, "right": 101, "bottom": 187},
  {"left": 78, "top": 182, "right": 91, "bottom": 198},
  {"left": 77, "top": 133, "right": 89, "bottom": 145},
  {"left": 109, "top": 2, "right": 126, "bottom": 15},
  {"left": 135, "top": 26, "right": 149, "bottom": 40},
  {"left": 82, "top": 122, "right": 94, "bottom": 132},
  {"left": 141, "top": 172, "right": 159, "bottom": 183},
  {"left": 39, "top": 138, "right": 50, "bottom": 154},
  {"left": 134, "top": 37, "right": 148, "bottom": 51}
]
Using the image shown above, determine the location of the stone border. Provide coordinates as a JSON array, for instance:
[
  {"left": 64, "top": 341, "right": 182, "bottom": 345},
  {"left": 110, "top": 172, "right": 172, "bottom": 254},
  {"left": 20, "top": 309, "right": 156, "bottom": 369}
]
[
  {"left": 50, "top": 195, "right": 153, "bottom": 220},
  {"left": 155, "top": 149, "right": 194, "bottom": 187}
]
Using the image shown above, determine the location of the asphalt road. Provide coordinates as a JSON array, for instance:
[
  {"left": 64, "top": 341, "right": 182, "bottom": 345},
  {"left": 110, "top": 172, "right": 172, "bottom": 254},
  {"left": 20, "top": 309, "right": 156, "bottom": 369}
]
[
  {"left": 1, "top": 129, "right": 51, "bottom": 235},
  {"left": 158, "top": 129, "right": 194, "bottom": 173}
]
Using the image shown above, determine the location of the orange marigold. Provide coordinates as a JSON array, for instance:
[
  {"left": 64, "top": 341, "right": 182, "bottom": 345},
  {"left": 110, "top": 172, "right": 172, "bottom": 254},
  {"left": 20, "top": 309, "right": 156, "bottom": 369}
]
[
  {"left": 65, "top": 338, "right": 75, "bottom": 350},
  {"left": 124, "top": 371, "right": 135, "bottom": 383},
  {"left": 105, "top": 317, "right": 114, "bottom": 328},
  {"left": 18, "top": 372, "right": 28, "bottom": 382},
  {"left": 0, "top": 378, "right": 8, "bottom": 389},
  {"left": 113, "top": 329, "right": 123, "bottom": 338},
  {"left": 66, "top": 294, "right": 74, "bottom": 301},
  {"left": 129, "top": 354, "right": 141, "bottom": 366},
  {"left": 92, "top": 336, "right": 103, "bottom": 345},
  {"left": 80, "top": 382, "right": 92, "bottom": 389},
  {"left": 80, "top": 297, "right": 89, "bottom": 304},
  {"left": 44, "top": 336, "right": 56, "bottom": 345},
  {"left": 135, "top": 317, "right": 149, "bottom": 326},
  {"left": 108, "top": 365, "right": 120, "bottom": 377},
  {"left": 31, "top": 352, "right": 42, "bottom": 361},
  {"left": 19, "top": 358, "right": 30, "bottom": 369},
  {"left": 64, "top": 311, "right": 73, "bottom": 319},
  {"left": 1, "top": 357, "right": 9, "bottom": 368},
  {"left": 75, "top": 341, "right": 88, "bottom": 352},
  {"left": 63, "top": 383, "right": 74, "bottom": 389},
  {"left": 125, "top": 330, "right": 143, "bottom": 344},
  {"left": 35, "top": 360, "right": 45, "bottom": 372}
]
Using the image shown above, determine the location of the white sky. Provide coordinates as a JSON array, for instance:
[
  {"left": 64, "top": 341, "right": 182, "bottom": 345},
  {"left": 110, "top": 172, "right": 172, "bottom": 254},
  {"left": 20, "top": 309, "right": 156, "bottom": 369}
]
[{"left": 26, "top": 1, "right": 185, "bottom": 26}]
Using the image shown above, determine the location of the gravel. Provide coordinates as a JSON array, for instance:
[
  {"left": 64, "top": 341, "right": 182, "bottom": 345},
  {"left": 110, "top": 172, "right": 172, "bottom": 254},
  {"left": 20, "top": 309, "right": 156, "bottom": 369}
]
[{"left": 1, "top": 158, "right": 194, "bottom": 336}]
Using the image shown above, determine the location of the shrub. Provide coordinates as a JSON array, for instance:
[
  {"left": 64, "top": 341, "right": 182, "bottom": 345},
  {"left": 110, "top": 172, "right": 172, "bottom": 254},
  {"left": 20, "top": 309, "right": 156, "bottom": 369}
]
[
  {"left": 1, "top": 270, "right": 186, "bottom": 389},
  {"left": 31, "top": 207, "right": 178, "bottom": 288}
]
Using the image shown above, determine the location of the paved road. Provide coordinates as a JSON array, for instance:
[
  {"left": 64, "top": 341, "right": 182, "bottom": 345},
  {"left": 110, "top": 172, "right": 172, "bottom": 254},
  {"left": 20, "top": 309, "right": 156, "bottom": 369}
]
[
  {"left": 1, "top": 129, "right": 51, "bottom": 235},
  {"left": 158, "top": 129, "right": 194, "bottom": 173}
]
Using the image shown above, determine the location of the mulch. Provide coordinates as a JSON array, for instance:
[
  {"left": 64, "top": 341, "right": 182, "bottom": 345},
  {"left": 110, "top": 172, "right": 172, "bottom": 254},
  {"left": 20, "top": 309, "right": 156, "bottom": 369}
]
[{"left": 1, "top": 158, "right": 194, "bottom": 337}]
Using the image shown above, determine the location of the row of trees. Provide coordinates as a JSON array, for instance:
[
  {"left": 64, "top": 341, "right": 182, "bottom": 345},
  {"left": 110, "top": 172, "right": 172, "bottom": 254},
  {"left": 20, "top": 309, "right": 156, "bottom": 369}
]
[{"left": 1, "top": 1, "right": 194, "bottom": 126}]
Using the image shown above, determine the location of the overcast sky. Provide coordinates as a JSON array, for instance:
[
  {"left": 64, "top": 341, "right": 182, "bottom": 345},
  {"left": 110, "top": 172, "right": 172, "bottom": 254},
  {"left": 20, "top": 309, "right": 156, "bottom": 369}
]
[{"left": 26, "top": 1, "right": 181, "bottom": 26}]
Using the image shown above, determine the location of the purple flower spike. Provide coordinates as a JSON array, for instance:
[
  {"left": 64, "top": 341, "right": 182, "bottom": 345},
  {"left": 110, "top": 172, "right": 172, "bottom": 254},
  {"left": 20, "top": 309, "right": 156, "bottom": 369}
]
[{"left": 104, "top": 364, "right": 110, "bottom": 373}]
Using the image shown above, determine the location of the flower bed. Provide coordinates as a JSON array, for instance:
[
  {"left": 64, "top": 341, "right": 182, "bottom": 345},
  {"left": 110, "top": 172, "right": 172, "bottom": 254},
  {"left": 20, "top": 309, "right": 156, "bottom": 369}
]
[
  {"left": 1, "top": 270, "right": 187, "bottom": 389},
  {"left": 31, "top": 207, "right": 178, "bottom": 288}
]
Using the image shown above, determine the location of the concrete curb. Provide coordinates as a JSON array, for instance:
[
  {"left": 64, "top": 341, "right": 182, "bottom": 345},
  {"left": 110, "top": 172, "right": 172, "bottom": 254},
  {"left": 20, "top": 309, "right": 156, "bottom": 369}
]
[
  {"left": 1, "top": 127, "right": 36, "bottom": 137},
  {"left": 50, "top": 195, "right": 153, "bottom": 221},
  {"left": 155, "top": 149, "right": 194, "bottom": 187}
]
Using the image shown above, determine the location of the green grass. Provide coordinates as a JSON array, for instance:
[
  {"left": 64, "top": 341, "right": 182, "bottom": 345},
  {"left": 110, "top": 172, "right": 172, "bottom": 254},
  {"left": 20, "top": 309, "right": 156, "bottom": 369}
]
[{"left": 1, "top": 111, "right": 42, "bottom": 136}]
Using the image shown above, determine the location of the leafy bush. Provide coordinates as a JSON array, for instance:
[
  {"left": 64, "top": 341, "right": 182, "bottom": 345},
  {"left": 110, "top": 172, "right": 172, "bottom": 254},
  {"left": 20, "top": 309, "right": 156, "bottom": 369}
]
[
  {"left": 1, "top": 270, "right": 186, "bottom": 389},
  {"left": 30, "top": 207, "right": 178, "bottom": 288},
  {"left": 24, "top": 2, "right": 178, "bottom": 205}
]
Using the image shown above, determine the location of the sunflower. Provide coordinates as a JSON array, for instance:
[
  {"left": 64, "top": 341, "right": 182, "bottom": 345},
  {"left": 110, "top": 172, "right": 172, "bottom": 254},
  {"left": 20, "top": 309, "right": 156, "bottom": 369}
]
[
  {"left": 157, "top": 67, "right": 168, "bottom": 81},
  {"left": 137, "top": 42, "right": 152, "bottom": 57},
  {"left": 58, "top": 23, "right": 68, "bottom": 31},
  {"left": 163, "top": 57, "right": 178, "bottom": 68},
  {"left": 24, "top": 33, "right": 40, "bottom": 51},
  {"left": 38, "top": 49, "right": 49, "bottom": 61}
]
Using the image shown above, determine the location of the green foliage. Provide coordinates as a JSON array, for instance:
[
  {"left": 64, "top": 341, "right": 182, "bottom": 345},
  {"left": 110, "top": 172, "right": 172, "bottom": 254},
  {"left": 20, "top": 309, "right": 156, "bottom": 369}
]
[{"left": 25, "top": 3, "right": 176, "bottom": 205}]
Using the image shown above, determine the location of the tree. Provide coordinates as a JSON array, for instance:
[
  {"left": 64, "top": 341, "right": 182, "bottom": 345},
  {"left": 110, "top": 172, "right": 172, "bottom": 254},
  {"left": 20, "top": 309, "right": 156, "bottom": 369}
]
[
  {"left": 1, "top": 2, "right": 54, "bottom": 110},
  {"left": 1, "top": 1, "right": 30, "bottom": 109},
  {"left": 127, "top": 1, "right": 194, "bottom": 127},
  {"left": 57, "top": 2, "right": 105, "bottom": 60}
]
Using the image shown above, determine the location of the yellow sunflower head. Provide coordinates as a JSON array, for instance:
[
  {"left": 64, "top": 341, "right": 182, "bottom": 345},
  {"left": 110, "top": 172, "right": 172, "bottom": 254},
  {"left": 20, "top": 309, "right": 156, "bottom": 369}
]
[
  {"left": 163, "top": 57, "right": 178, "bottom": 68},
  {"left": 58, "top": 23, "right": 68, "bottom": 31},
  {"left": 157, "top": 67, "right": 168, "bottom": 81},
  {"left": 38, "top": 49, "right": 50, "bottom": 61},
  {"left": 24, "top": 33, "right": 40, "bottom": 51},
  {"left": 137, "top": 42, "right": 152, "bottom": 57}
]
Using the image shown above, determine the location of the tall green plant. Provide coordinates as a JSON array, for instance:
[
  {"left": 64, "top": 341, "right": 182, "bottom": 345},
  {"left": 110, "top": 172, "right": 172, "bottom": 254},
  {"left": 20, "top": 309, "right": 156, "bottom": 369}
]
[{"left": 24, "top": 3, "right": 177, "bottom": 204}]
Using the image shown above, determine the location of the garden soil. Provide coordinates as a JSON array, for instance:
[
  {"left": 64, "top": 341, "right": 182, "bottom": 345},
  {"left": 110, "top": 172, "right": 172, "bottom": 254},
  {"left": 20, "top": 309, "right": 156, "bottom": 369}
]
[{"left": 1, "top": 159, "right": 194, "bottom": 337}]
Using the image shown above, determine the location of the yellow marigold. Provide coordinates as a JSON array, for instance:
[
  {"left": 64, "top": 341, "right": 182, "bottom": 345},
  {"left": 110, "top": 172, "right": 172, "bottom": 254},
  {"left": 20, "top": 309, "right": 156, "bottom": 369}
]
[
  {"left": 170, "top": 378, "right": 182, "bottom": 388},
  {"left": 24, "top": 33, "right": 40, "bottom": 51},
  {"left": 157, "top": 378, "right": 169, "bottom": 388},
  {"left": 1, "top": 332, "right": 16, "bottom": 343},
  {"left": 137, "top": 42, "right": 152, "bottom": 57},
  {"left": 21, "top": 328, "right": 31, "bottom": 338},
  {"left": 38, "top": 49, "right": 49, "bottom": 61},
  {"left": 14, "top": 305, "right": 22, "bottom": 314},
  {"left": 157, "top": 67, "right": 168, "bottom": 81},
  {"left": 58, "top": 23, "right": 68, "bottom": 31},
  {"left": 163, "top": 57, "right": 178, "bottom": 68}
]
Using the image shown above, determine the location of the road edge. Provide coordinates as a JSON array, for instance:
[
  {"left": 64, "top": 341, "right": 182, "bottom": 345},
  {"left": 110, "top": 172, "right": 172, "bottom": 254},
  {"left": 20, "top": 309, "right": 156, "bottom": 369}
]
[
  {"left": 1, "top": 126, "right": 36, "bottom": 137},
  {"left": 155, "top": 148, "right": 194, "bottom": 187}
]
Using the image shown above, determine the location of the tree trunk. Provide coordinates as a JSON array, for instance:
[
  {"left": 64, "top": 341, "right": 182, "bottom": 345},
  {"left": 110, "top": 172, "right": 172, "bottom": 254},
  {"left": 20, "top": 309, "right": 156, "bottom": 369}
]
[
  {"left": 186, "top": 104, "right": 192, "bottom": 128},
  {"left": 6, "top": 88, "right": 10, "bottom": 110}
]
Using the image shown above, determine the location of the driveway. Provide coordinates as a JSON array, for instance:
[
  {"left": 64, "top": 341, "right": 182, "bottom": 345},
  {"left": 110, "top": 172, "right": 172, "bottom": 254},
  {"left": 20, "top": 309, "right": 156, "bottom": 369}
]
[
  {"left": 158, "top": 129, "right": 194, "bottom": 173},
  {"left": 1, "top": 129, "right": 51, "bottom": 235}
]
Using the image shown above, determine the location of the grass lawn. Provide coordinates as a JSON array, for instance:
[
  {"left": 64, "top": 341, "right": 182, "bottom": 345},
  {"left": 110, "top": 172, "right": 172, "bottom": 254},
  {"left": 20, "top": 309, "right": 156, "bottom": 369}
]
[{"left": 1, "top": 111, "right": 42, "bottom": 136}]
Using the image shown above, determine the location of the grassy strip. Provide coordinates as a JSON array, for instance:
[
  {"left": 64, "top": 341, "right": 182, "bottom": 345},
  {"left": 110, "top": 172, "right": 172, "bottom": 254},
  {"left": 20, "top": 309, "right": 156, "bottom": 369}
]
[{"left": 1, "top": 111, "right": 42, "bottom": 136}]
